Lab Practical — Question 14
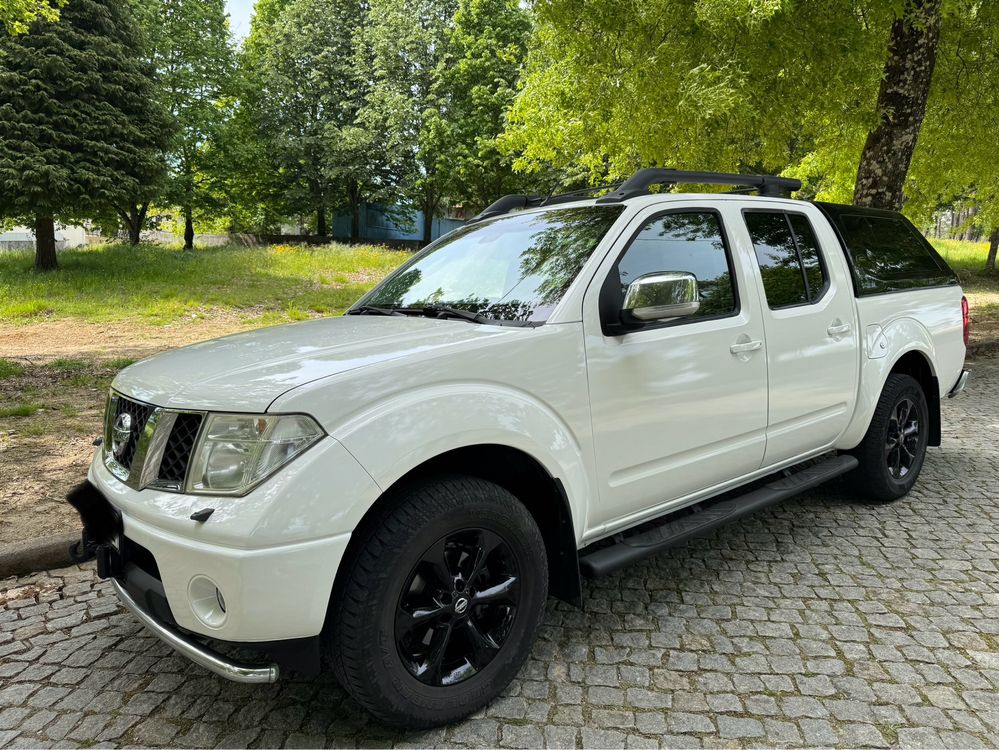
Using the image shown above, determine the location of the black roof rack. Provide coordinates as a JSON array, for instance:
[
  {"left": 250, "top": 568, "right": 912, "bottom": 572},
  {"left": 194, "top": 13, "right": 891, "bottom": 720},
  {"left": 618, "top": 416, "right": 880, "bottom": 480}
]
[
  {"left": 469, "top": 168, "right": 800, "bottom": 223},
  {"left": 595, "top": 168, "right": 801, "bottom": 202},
  {"left": 469, "top": 182, "right": 623, "bottom": 224}
]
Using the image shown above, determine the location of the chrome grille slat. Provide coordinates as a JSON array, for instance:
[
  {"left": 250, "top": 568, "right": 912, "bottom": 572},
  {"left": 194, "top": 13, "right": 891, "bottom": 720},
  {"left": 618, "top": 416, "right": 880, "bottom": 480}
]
[{"left": 102, "top": 392, "right": 205, "bottom": 492}]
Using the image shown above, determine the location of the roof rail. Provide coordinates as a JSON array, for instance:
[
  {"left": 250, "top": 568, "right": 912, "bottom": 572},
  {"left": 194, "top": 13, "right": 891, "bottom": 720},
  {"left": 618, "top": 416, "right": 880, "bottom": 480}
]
[
  {"left": 470, "top": 182, "right": 625, "bottom": 224},
  {"left": 470, "top": 194, "right": 546, "bottom": 223},
  {"left": 594, "top": 168, "right": 801, "bottom": 203}
]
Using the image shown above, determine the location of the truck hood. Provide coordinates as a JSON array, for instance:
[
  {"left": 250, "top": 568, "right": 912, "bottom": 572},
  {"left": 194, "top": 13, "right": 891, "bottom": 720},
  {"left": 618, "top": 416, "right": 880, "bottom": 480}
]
[{"left": 113, "top": 316, "right": 518, "bottom": 412}]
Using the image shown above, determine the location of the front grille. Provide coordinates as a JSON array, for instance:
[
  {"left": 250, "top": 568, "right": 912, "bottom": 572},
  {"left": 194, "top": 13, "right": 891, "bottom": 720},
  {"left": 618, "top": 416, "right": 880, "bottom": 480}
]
[
  {"left": 111, "top": 397, "right": 154, "bottom": 471},
  {"left": 157, "top": 413, "right": 203, "bottom": 484}
]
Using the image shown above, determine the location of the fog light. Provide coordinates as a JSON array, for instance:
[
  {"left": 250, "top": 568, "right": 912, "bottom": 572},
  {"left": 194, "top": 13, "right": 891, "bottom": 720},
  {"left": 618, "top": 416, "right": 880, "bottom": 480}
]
[{"left": 189, "top": 575, "right": 227, "bottom": 628}]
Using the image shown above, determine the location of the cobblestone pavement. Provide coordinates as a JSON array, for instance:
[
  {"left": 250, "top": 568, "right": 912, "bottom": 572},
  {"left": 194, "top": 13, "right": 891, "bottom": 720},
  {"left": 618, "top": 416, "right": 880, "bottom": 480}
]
[{"left": 2, "top": 357, "right": 998, "bottom": 749}]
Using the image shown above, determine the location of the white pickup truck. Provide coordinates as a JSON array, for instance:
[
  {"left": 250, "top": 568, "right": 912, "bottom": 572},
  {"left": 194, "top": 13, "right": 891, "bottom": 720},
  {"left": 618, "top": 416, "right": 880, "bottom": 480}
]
[{"left": 71, "top": 169, "right": 970, "bottom": 727}]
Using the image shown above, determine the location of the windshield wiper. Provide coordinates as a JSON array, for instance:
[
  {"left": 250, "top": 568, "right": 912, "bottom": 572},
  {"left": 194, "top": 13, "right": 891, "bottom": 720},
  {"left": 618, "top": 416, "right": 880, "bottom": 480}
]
[
  {"left": 422, "top": 304, "right": 487, "bottom": 324},
  {"left": 346, "top": 305, "right": 406, "bottom": 317}
]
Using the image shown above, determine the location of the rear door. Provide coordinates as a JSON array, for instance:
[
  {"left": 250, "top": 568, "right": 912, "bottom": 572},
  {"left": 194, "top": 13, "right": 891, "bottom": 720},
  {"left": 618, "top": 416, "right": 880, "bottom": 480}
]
[
  {"left": 740, "top": 204, "right": 860, "bottom": 466},
  {"left": 583, "top": 202, "right": 769, "bottom": 529}
]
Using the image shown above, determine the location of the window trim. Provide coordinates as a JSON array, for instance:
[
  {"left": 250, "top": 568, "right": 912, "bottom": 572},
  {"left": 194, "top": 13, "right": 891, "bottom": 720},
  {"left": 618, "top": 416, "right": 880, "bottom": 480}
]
[
  {"left": 599, "top": 207, "right": 742, "bottom": 337},
  {"left": 742, "top": 208, "right": 831, "bottom": 311}
]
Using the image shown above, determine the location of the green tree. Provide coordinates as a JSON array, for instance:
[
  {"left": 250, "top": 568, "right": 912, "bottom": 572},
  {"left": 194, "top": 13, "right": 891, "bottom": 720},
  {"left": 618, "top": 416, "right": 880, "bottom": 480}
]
[
  {"left": 0, "top": 0, "right": 168, "bottom": 270},
  {"left": 362, "top": 0, "right": 456, "bottom": 244},
  {"left": 503, "top": 1, "right": 992, "bottom": 215},
  {"left": 905, "top": 0, "right": 999, "bottom": 269},
  {"left": 134, "top": 0, "right": 235, "bottom": 249},
  {"left": 259, "top": 0, "right": 367, "bottom": 238},
  {"left": 0, "top": 0, "right": 63, "bottom": 34},
  {"left": 434, "top": 0, "right": 532, "bottom": 212}
]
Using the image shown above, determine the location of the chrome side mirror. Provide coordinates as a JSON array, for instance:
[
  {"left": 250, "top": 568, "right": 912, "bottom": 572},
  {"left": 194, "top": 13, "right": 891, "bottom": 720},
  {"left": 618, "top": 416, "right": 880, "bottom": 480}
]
[{"left": 622, "top": 272, "right": 700, "bottom": 322}]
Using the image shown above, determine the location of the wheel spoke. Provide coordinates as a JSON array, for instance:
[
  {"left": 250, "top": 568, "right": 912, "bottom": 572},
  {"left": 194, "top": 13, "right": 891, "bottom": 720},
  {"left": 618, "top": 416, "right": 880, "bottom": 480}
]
[
  {"left": 421, "top": 537, "right": 454, "bottom": 589},
  {"left": 893, "top": 445, "right": 902, "bottom": 476},
  {"left": 468, "top": 529, "right": 505, "bottom": 584},
  {"left": 903, "top": 422, "right": 919, "bottom": 438},
  {"left": 472, "top": 574, "right": 519, "bottom": 605},
  {"left": 463, "top": 617, "right": 501, "bottom": 668},
  {"left": 416, "top": 623, "right": 453, "bottom": 682},
  {"left": 396, "top": 603, "right": 447, "bottom": 636}
]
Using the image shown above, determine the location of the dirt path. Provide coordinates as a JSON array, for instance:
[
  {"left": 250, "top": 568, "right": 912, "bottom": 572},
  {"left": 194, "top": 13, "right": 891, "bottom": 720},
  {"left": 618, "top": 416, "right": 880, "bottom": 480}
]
[
  {"left": 0, "top": 315, "right": 259, "bottom": 361},
  {"left": 1, "top": 317, "right": 255, "bottom": 545}
]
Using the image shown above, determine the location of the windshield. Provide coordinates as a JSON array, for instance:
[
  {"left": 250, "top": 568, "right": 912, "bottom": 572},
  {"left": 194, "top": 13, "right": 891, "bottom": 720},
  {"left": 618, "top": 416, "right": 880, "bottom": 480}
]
[{"left": 358, "top": 205, "right": 625, "bottom": 325}]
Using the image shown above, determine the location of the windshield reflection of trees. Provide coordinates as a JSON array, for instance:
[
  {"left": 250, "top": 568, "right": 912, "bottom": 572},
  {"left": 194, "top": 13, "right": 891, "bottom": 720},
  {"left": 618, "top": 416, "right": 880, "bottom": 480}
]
[{"left": 368, "top": 207, "right": 621, "bottom": 322}]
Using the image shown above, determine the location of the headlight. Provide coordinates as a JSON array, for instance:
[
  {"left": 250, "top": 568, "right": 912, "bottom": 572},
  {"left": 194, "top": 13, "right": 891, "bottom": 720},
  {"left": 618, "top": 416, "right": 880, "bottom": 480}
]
[{"left": 186, "top": 413, "right": 324, "bottom": 496}]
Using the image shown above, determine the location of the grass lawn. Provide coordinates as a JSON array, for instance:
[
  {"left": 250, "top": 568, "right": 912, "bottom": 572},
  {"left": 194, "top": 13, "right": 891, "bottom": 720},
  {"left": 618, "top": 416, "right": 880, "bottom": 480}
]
[
  {"left": 0, "top": 241, "right": 408, "bottom": 546},
  {"left": 0, "top": 241, "right": 408, "bottom": 326},
  {"left": 933, "top": 238, "right": 999, "bottom": 351}
]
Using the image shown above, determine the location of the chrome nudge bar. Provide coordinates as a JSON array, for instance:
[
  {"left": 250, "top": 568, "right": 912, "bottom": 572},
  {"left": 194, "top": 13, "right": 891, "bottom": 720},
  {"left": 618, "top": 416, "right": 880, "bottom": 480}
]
[{"left": 111, "top": 579, "right": 279, "bottom": 684}]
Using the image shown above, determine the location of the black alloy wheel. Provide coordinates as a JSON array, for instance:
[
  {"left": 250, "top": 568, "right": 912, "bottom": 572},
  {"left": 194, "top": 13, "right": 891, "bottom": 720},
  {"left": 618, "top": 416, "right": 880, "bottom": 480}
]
[
  {"left": 885, "top": 397, "right": 920, "bottom": 480},
  {"left": 327, "top": 475, "right": 548, "bottom": 728},
  {"left": 847, "top": 372, "right": 929, "bottom": 502},
  {"left": 396, "top": 529, "right": 519, "bottom": 687}
]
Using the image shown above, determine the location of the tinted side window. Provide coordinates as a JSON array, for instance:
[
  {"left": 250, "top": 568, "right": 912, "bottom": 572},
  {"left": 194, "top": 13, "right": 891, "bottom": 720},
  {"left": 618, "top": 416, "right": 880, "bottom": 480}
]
[
  {"left": 837, "top": 214, "right": 950, "bottom": 293},
  {"left": 612, "top": 212, "right": 736, "bottom": 320},
  {"left": 745, "top": 212, "right": 808, "bottom": 308},
  {"left": 788, "top": 214, "right": 827, "bottom": 299}
]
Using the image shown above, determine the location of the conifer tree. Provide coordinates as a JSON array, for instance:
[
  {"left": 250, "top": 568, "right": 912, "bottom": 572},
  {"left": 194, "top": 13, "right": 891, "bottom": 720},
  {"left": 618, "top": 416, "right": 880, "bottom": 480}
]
[{"left": 0, "top": 0, "right": 168, "bottom": 269}]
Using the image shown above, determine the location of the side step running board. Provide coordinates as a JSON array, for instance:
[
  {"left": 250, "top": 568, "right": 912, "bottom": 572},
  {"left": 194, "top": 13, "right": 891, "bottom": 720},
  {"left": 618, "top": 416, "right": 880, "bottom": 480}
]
[{"left": 579, "top": 454, "right": 858, "bottom": 578}]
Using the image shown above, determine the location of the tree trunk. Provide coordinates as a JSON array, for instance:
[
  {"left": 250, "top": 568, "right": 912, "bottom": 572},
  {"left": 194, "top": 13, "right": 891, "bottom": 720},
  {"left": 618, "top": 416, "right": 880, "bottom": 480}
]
[
  {"left": 423, "top": 208, "right": 434, "bottom": 246},
  {"left": 351, "top": 202, "right": 360, "bottom": 243},
  {"left": 34, "top": 214, "right": 58, "bottom": 271},
  {"left": 987, "top": 229, "right": 999, "bottom": 272},
  {"left": 316, "top": 205, "right": 328, "bottom": 237},
  {"left": 853, "top": 0, "right": 942, "bottom": 210},
  {"left": 183, "top": 206, "right": 194, "bottom": 251},
  {"left": 117, "top": 202, "right": 149, "bottom": 246}
]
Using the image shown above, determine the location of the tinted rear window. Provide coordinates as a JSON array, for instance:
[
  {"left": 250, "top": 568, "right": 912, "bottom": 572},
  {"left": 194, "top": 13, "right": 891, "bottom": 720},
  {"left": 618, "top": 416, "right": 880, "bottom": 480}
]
[{"left": 816, "top": 204, "right": 957, "bottom": 295}]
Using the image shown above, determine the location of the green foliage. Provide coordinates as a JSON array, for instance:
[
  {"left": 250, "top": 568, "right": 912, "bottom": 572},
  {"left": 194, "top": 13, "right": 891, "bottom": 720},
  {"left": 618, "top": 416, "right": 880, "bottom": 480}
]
[
  {"left": 256, "top": 0, "right": 369, "bottom": 234},
  {"left": 0, "top": 402, "right": 45, "bottom": 418},
  {"left": 0, "top": 357, "right": 25, "bottom": 379},
  {"left": 131, "top": 0, "right": 235, "bottom": 239},
  {"left": 906, "top": 2, "right": 999, "bottom": 239},
  {"left": 0, "top": 243, "right": 407, "bottom": 324},
  {"left": 361, "top": 0, "right": 456, "bottom": 239},
  {"left": 0, "top": 0, "right": 169, "bottom": 223},
  {"left": 0, "top": 0, "right": 63, "bottom": 34},
  {"left": 504, "top": 0, "right": 892, "bottom": 190},
  {"left": 434, "top": 0, "right": 532, "bottom": 210}
]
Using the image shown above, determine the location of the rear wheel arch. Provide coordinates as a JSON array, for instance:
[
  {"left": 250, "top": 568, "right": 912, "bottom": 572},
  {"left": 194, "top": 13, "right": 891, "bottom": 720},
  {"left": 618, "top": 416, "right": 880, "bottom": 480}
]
[
  {"left": 335, "top": 444, "right": 582, "bottom": 608},
  {"left": 888, "top": 350, "right": 940, "bottom": 446}
]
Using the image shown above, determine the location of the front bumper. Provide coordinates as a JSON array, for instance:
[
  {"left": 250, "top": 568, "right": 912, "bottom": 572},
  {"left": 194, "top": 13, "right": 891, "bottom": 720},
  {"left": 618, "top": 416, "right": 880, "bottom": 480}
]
[{"left": 111, "top": 578, "right": 280, "bottom": 684}]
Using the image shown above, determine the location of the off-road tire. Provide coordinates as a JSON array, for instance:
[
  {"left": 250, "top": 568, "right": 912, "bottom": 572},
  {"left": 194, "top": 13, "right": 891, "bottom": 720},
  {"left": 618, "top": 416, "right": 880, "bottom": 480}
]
[
  {"left": 327, "top": 475, "right": 548, "bottom": 728},
  {"left": 849, "top": 373, "right": 929, "bottom": 502}
]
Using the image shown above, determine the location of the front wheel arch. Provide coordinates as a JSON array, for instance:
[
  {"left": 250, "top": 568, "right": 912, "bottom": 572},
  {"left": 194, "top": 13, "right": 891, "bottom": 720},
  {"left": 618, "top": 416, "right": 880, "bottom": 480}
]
[{"left": 335, "top": 444, "right": 582, "bottom": 609}]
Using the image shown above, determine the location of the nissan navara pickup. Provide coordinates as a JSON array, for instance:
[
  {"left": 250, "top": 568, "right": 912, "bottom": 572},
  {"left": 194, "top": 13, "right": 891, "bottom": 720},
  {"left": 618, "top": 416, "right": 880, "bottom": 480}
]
[{"left": 70, "top": 168, "right": 971, "bottom": 727}]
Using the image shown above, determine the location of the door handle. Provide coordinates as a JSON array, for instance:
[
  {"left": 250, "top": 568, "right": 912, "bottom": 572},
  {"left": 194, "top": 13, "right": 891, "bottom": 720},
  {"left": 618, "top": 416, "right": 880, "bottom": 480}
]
[
  {"left": 730, "top": 339, "right": 763, "bottom": 354},
  {"left": 827, "top": 322, "right": 852, "bottom": 337}
]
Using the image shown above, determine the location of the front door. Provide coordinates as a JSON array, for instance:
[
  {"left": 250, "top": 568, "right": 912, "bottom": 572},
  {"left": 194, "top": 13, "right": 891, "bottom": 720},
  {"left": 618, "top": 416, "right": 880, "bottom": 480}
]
[
  {"left": 741, "top": 205, "right": 860, "bottom": 466},
  {"left": 583, "top": 204, "right": 769, "bottom": 530}
]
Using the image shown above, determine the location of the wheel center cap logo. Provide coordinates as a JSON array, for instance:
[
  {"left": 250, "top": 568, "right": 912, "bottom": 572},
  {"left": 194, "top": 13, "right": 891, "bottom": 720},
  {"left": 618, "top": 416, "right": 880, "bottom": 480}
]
[
  {"left": 111, "top": 412, "right": 133, "bottom": 459},
  {"left": 454, "top": 596, "right": 469, "bottom": 614}
]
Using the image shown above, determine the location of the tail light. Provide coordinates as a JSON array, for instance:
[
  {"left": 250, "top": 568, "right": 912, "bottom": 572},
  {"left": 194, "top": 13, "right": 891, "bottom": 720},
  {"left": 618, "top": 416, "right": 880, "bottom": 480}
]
[{"left": 962, "top": 295, "right": 970, "bottom": 347}]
